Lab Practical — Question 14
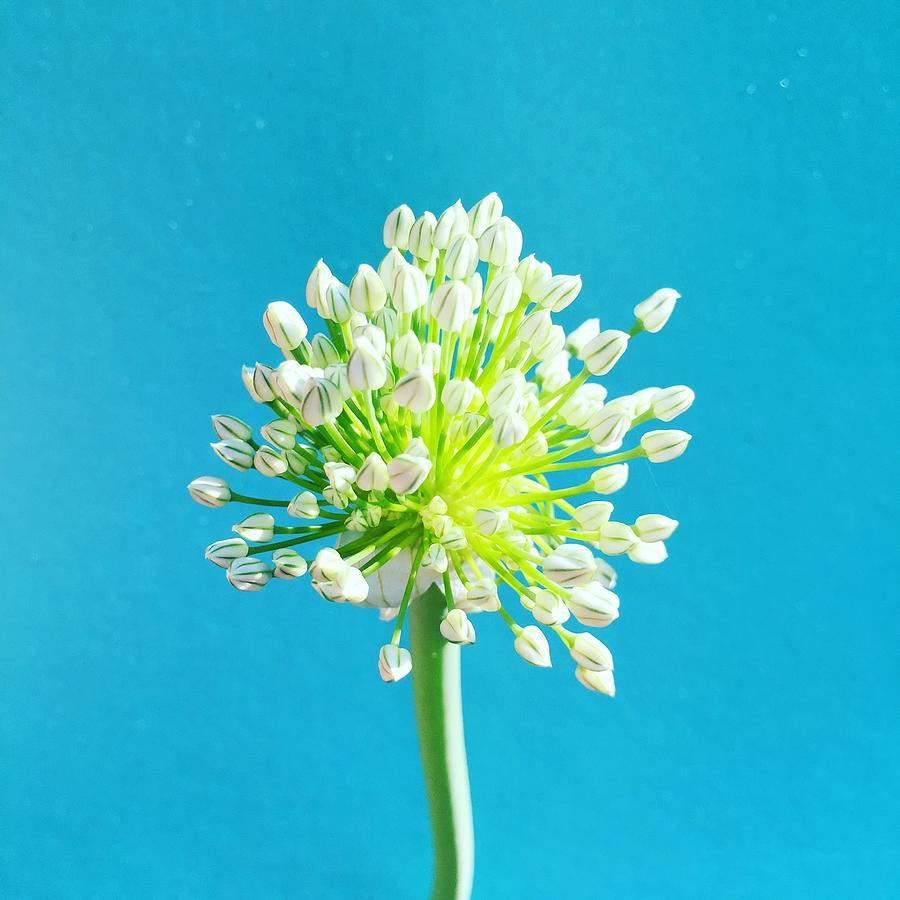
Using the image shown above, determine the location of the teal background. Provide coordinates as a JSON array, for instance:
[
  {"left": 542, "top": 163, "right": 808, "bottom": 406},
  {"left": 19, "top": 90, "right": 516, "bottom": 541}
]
[{"left": 2, "top": 2, "right": 898, "bottom": 898}]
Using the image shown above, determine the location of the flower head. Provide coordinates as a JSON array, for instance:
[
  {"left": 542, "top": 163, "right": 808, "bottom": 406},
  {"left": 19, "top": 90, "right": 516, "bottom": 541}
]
[{"left": 188, "top": 193, "right": 693, "bottom": 694}]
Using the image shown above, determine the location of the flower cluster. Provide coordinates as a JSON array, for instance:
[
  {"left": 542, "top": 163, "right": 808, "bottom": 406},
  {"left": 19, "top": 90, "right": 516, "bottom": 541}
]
[{"left": 189, "top": 193, "right": 694, "bottom": 696}]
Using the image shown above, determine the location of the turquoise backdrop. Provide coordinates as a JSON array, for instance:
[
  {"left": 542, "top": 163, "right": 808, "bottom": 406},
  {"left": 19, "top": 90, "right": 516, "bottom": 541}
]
[{"left": 2, "top": 2, "right": 898, "bottom": 897}]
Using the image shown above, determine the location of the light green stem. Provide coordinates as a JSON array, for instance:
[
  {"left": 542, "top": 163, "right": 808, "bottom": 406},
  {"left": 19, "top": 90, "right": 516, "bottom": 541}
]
[{"left": 409, "top": 583, "right": 475, "bottom": 900}]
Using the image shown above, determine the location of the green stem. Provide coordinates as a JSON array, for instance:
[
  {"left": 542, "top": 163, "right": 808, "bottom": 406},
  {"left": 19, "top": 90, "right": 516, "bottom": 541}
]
[{"left": 410, "top": 583, "right": 475, "bottom": 900}]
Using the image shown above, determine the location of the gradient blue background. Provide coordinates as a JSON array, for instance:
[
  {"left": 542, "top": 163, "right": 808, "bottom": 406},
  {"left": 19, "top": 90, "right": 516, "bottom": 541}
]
[{"left": 2, "top": 2, "right": 898, "bottom": 897}]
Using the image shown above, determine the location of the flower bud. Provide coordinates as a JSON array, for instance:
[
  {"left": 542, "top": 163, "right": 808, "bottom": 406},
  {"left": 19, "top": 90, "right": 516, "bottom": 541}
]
[
  {"left": 628, "top": 540, "right": 668, "bottom": 564},
  {"left": 486, "top": 369, "right": 525, "bottom": 413},
  {"left": 241, "top": 363, "right": 276, "bottom": 403},
  {"left": 263, "top": 301, "right": 308, "bottom": 352},
  {"left": 226, "top": 556, "right": 273, "bottom": 591},
  {"left": 570, "top": 632, "right": 614, "bottom": 671},
  {"left": 575, "top": 666, "right": 616, "bottom": 696},
  {"left": 432, "top": 280, "right": 473, "bottom": 332},
  {"left": 492, "top": 410, "right": 528, "bottom": 448},
  {"left": 543, "top": 543, "right": 597, "bottom": 587},
  {"left": 347, "top": 338, "right": 388, "bottom": 391},
  {"left": 393, "top": 368, "right": 436, "bottom": 413},
  {"left": 383, "top": 204, "right": 415, "bottom": 250},
  {"left": 594, "top": 558, "right": 618, "bottom": 589},
  {"left": 634, "top": 288, "right": 680, "bottom": 333},
  {"left": 321, "top": 280, "right": 353, "bottom": 323},
  {"left": 531, "top": 589, "right": 571, "bottom": 626},
  {"left": 284, "top": 448, "right": 307, "bottom": 475},
  {"left": 478, "top": 216, "right": 523, "bottom": 267},
  {"left": 651, "top": 385, "right": 695, "bottom": 422},
  {"left": 484, "top": 272, "right": 523, "bottom": 317},
  {"left": 596, "top": 521, "right": 638, "bottom": 555},
  {"left": 304, "top": 334, "right": 337, "bottom": 369},
  {"left": 455, "top": 578, "right": 499, "bottom": 612},
  {"left": 474, "top": 508, "right": 508, "bottom": 535},
  {"left": 272, "top": 360, "right": 315, "bottom": 407},
  {"left": 356, "top": 452, "right": 389, "bottom": 492},
  {"left": 434, "top": 199, "right": 469, "bottom": 249},
  {"left": 324, "top": 461, "right": 356, "bottom": 496},
  {"left": 273, "top": 548, "right": 308, "bottom": 579},
  {"left": 517, "top": 309, "right": 552, "bottom": 345},
  {"left": 536, "top": 352, "right": 570, "bottom": 392},
  {"left": 634, "top": 514, "right": 679, "bottom": 542},
  {"left": 205, "top": 537, "right": 248, "bottom": 568},
  {"left": 330, "top": 565, "right": 369, "bottom": 604},
  {"left": 305, "top": 259, "right": 334, "bottom": 310},
  {"left": 376, "top": 247, "right": 405, "bottom": 291},
  {"left": 391, "top": 264, "right": 429, "bottom": 313},
  {"left": 573, "top": 501, "right": 614, "bottom": 532},
  {"left": 440, "top": 609, "right": 476, "bottom": 645},
  {"left": 534, "top": 324, "right": 566, "bottom": 362},
  {"left": 513, "top": 625, "right": 552, "bottom": 667},
  {"left": 560, "top": 384, "right": 605, "bottom": 429},
  {"left": 387, "top": 454, "right": 432, "bottom": 494},
  {"left": 211, "top": 437, "right": 255, "bottom": 471},
  {"left": 408, "top": 211, "right": 437, "bottom": 261},
  {"left": 581, "top": 329, "right": 630, "bottom": 376},
  {"left": 260, "top": 418, "right": 297, "bottom": 450},
  {"left": 567, "top": 583, "right": 620, "bottom": 627},
  {"left": 299, "top": 377, "right": 343, "bottom": 426},
  {"left": 441, "top": 378, "right": 479, "bottom": 415},
  {"left": 212, "top": 414, "right": 252, "bottom": 442},
  {"left": 310, "top": 547, "right": 347, "bottom": 582},
  {"left": 386, "top": 333, "right": 419, "bottom": 374},
  {"left": 641, "top": 429, "right": 692, "bottom": 463},
  {"left": 566, "top": 318, "right": 601, "bottom": 356},
  {"left": 535, "top": 274, "right": 582, "bottom": 312},
  {"left": 378, "top": 644, "right": 412, "bottom": 682},
  {"left": 188, "top": 475, "right": 231, "bottom": 508},
  {"left": 590, "top": 463, "right": 629, "bottom": 494},
  {"left": 444, "top": 233, "right": 479, "bottom": 279},
  {"left": 467, "top": 192, "right": 503, "bottom": 238},
  {"left": 349, "top": 263, "right": 387, "bottom": 314},
  {"left": 254, "top": 445, "right": 288, "bottom": 477},
  {"left": 423, "top": 543, "right": 448, "bottom": 573},
  {"left": 287, "top": 490, "right": 320, "bottom": 519},
  {"left": 516, "top": 253, "right": 552, "bottom": 298},
  {"left": 233, "top": 512, "right": 275, "bottom": 543},
  {"left": 588, "top": 405, "right": 632, "bottom": 452}
]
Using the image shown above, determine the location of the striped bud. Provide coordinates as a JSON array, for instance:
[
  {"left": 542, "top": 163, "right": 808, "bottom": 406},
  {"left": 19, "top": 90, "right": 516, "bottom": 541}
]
[
  {"left": 581, "top": 330, "right": 630, "bottom": 376},
  {"left": 576, "top": 667, "right": 616, "bottom": 696},
  {"left": 588, "top": 405, "right": 632, "bottom": 452},
  {"left": 591, "top": 463, "right": 629, "bottom": 494},
  {"left": 393, "top": 368, "right": 436, "bottom": 413},
  {"left": 299, "top": 377, "right": 343, "bottom": 426},
  {"left": 467, "top": 192, "right": 503, "bottom": 238},
  {"left": 474, "top": 508, "right": 508, "bottom": 536},
  {"left": 478, "top": 216, "right": 523, "bottom": 267},
  {"left": 273, "top": 548, "right": 308, "bottom": 579},
  {"left": 287, "top": 490, "right": 320, "bottom": 519},
  {"left": 408, "top": 211, "right": 437, "bottom": 261},
  {"left": 349, "top": 264, "right": 387, "bottom": 314},
  {"left": 308, "top": 334, "right": 340, "bottom": 368},
  {"left": 378, "top": 644, "right": 412, "bottom": 682},
  {"left": 204, "top": 537, "right": 248, "bottom": 568},
  {"left": 260, "top": 418, "right": 297, "bottom": 450},
  {"left": 434, "top": 200, "right": 469, "bottom": 250},
  {"left": 347, "top": 338, "right": 388, "bottom": 391},
  {"left": 651, "top": 385, "right": 695, "bottom": 422},
  {"left": 444, "top": 233, "right": 479, "bottom": 279},
  {"left": 573, "top": 501, "right": 614, "bottom": 532},
  {"left": 570, "top": 633, "right": 614, "bottom": 672},
  {"left": 321, "top": 281, "right": 353, "bottom": 323},
  {"left": 242, "top": 363, "right": 277, "bottom": 403},
  {"left": 634, "top": 288, "right": 680, "bottom": 333},
  {"left": 211, "top": 438, "right": 254, "bottom": 471},
  {"left": 212, "top": 414, "right": 252, "bottom": 442},
  {"left": 543, "top": 543, "right": 597, "bottom": 587},
  {"left": 492, "top": 411, "right": 528, "bottom": 448},
  {"left": 254, "top": 445, "right": 288, "bottom": 477},
  {"left": 634, "top": 514, "right": 679, "bottom": 542},
  {"left": 391, "top": 264, "right": 429, "bottom": 313},
  {"left": 596, "top": 522, "right": 638, "bottom": 556},
  {"left": 226, "top": 557, "right": 273, "bottom": 592},
  {"left": 531, "top": 589, "right": 571, "bottom": 626},
  {"left": 383, "top": 204, "right": 415, "bottom": 250},
  {"left": 387, "top": 454, "right": 432, "bottom": 494},
  {"left": 513, "top": 625, "right": 552, "bottom": 667},
  {"left": 484, "top": 272, "right": 523, "bottom": 317},
  {"left": 535, "top": 274, "right": 582, "bottom": 312},
  {"left": 516, "top": 253, "right": 552, "bottom": 298},
  {"left": 641, "top": 429, "right": 692, "bottom": 463},
  {"left": 188, "top": 475, "right": 231, "bottom": 508},
  {"left": 566, "top": 583, "right": 620, "bottom": 627},
  {"left": 263, "top": 301, "right": 308, "bottom": 352},
  {"left": 432, "top": 280, "right": 473, "bottom": 332},
  {"left": 566, "top": 318, "right": 600, "bottom": 356},
  {"left": 233, "top": 512, "right": 275, "bottom": 543},
  {"left": 440, "top": 609, "right": 476, "bottom": 645},
  {"left": 305, "top": 259, "right": 334, "bottom": 310}
]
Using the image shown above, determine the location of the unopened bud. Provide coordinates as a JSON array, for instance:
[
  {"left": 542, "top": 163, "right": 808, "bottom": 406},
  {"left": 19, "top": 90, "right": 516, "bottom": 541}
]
[
  {"left": 408, "top": 211, "right": 437, "bottom": 261},
  {"left": 492, "top": 410, "right": 528, "bottom": 448},
  {"left": 383, "top": 204, "right": 415, "bottom": 250},
  {"left": 640, "top": 429, "right": 691, "bottom": 463},
  {"left": 434, "top": 199, "right": 469, "bottom": 249},
  {"left": 321, "top": 280, "right": 353, "bottom": 323},
  {"left": 575, "top": 666, "right": 616, "bottom": 696},
  {"left": 347, "top": 338, "right": 388, "bottom": 391},
  {"left": 478, "top": 216, "right": 523, "bottom": 267},
  {"left": 634, "top": 514, "right": 679, "bottom": 542},
  {"left": 581, "top": 329, "right": 630, "bottom": 376},
  {"left": 387, "top": 454, "right": 432, "bottom": 494},
  {"left": 484, "top": 272, "right": 523, "bottom": 317},
  {"left": 513, "top": 625, "right": 552, "bottom": 667},
  {"left": 263, "top": 301, "right": 308, "bottom": 352},
  {"left": 356, "top": 452, "right": 389, "bottom": 491},
  {"left": 567, "top": 583, "right": 620, "bottom": 627},
  {"left": 273, "top": 548, "right": 308, "bottom": 579},
  {"left": 299, "top": 377, "right": 343, "bottom": 426},
  {"left": 543, "top": 543, "right": 597, "bottom": 587},
  {"left": 212, "top": 414, "right": 252, "bottom": 442},
  {"left": 516, "top": 253, "right": 552, "bottom": 298},
  {"left": 378, "top": 644, "right": 412, "bottom": 682},
  {"left": 233, "top": 512, "right": 275, "bottom": 543},
  {"left": 628, "top": 540, "right": 669, "bottom": 565},
  {"left": 211, "top": 438, "right": 254, "bottom": 471},
  {"left": 474, "top": 508, "right": 508, "bottom": 535},
  {"left": 260, "top": 418, "right": 297, "bottom": 450},
  {"left": 634, "top": 288, "right": 680, "bottom": 333},
  {"left": 188, "top": 475, "right": 231, "bottom": 508},
  {"left": 570, "top": 632, "right": 614, "bottom": 671},
  {"left": 590, "top": 463, "right": 629, "bottom": 494},
  {"left": 467, "top": 191, "right": 503, "bottom": 237},
  {"left": 205, "top": 537, "right": 248, "bottom": 568},
  {"left": 651, "top": 385, "right": 695, "bottom": 422},
  {"left": 393, "top": 368, "right": 436, "bottom": 413},
  {"left": 349, "top": 264, "right": 387, "bottom": 314},
  {"left": 535, "top": 274, "right": 582, "bottom": 312},
  {"left": 242, "top": 363, "right": 276, "bottom": 403},
  {"left": 517, "top": 308, "right": 552, "bottom": 345},
  {"left": 432, "top": 280, "right": 473, "bottom": 333},
  {"left": 441, "top": 378, "right": 479, "bottom": 415},
  {"left": 391, "top": 264, "right": 429, "bottom": 313},
  {"left": 596, "top": 521, "right": 638, "bottom": 556},
  {"left": 254, "top": 445, "right": 288, "bottom": 477},
  {"left": 440, "top": 609, "right": 476, "bottom": 645},
  {"left": 573, "top": 501, "right": 614, "bottom": 532},
  {"left": 287, "top": 490, "right": 320, "bottom": 519},
  {"left": 588, "top": 405, "right": 632, "bottom": 452},
  {"left": 531, "top": 589, "right": 571, "bottom": 626},
  {"left": 444, "top": 233, "right": 479, "bottom": 279},
  {"left": 305, "top": 259, "right": 334, "bottom": 310},
  {"left": 226, "top": 556, "right": 273, "bottom": 592}
]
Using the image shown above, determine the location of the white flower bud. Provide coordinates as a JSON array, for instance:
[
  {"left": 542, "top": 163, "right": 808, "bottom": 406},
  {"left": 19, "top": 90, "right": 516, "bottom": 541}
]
[
  {"left": 305, "top": 334, "right": 337, "bottom": 368},
  {"left": 440, "top": 609, "right": 476, "bottom": 645},
  {"left": 591, "top": 463, "right": 629, "bottom": 494},
  {"left": 320, "top": 280, "right": 352, "bottom": 323},
  {"left": 535, "top": 274, "right": 582, "bottom": 312},
  {"left": 347, "top": 338, "right": 388, "bottom": 391},
  {"left": 348, "top": 263, "right": 387, "bottom": 314},
  {"left": 634, "top": 288, "right": 680, "bottom": 333},
  {"left": 226, "top": 556, "right": 273, "bottom": 592},
  {"left": 536, "top": 352, "right": 571, "bottom": 393},
  {"left": 205, "top": 537, "right": 248, "bottom": 568},
  {"left": 387, "top": 454, "right": 432, "bottom": 494},
  {"left": 408, "top": 211, "right": 437, "bottom": 260},
  {"left": 330, "top": 565, "right": 369, "bottom": 604},
  {"left": 641, "top": 429, "right": 692, "bottom": 463},
  {"left": 570, "top": 633, "right": 614, "bottom": 671},
  {"left": 310, "top": 547, "right": 346, "bottom": 582},
  {"left": 233, "top": 512, "right": 275, "bottom": 543},
  {"left": 323, "top": 362, "right": 351, "bottom": 400},
  {"left": 260, "top": 418, "right": 297, "bottom": 450},
  {"left": 516, "top": 253, "right": 552, "bottom": 298},
  {"left": 594, "top": 558, "right": 618, "bottom": 589},
  {"left": 513, "top": 625, "right": 552, "bottom": 667},
  {"left": 241, "top": 363, "right": 275, "bottom": 403},
  {"left": 629, "top": 386, "right": 660, "bottom": 417},
  {"left": 543, "top": 543, "right": 597, "bottom": 587},
  {"left": 212, "top": 414, "right": 252, "bottom": 442},
  {"left": 634, "top": 514, "right": 679, "bottom": 542},
  {"left": 492, "top": 410, "right": 528, "bottom": 448},
  {"left": 455, "top": 578, "right": 499, "bottom": 612},
  {"left": 467, "top": 192, "right": 503, "bottom": 238},
  {"left": 531, "top": 589, "right": 571, "bottom": 626},
  {"left": 383, "top": 204, "right": 415, "bottom": 250},
  {"left": 444, "top": 233, "right": 479, "bottom": 279},
  {"left": 588, "top": 405, "right": 632, "bottom": 452},
  {"left": 391, "top": 264, "right": 429, "bottom": 313},
  {"left": 581, "top": 329, "right": 630, "bottom": 376},
  {"left": 432, "top": 280, "right": 473, "bottom": 332},
  {"left": 573, "top": 501, "right": 614, "bottom": 532},
  {"left": 575, "top": 667, "right": 616, "bottom": 696},
  {"left": 356, "top": 452, "right": 389, "bottom": 492},
  {"left": 533, "top": 324, "right": 566, "bottom": 362},
  {"left": 478, "top": 216, "right": 522, "bottom": 267},
  {"left": 441, "top": 378, "right": 479, "bottom": 415},
  {"left": 324, "top": 461, "right": 356, "bottom": 495},
  {"left": 566, "top": 318, "right": 600, "bottom": 356},
  {"left": 560, "top": 384, "right": 604, "bottom": 429},
  {"left": 388, "top": 332, "right": 420, "bottom": 373},
  {"left": 287, "top": 490, "right": 320, "bottom": 519},
  {"left": 272, "top": 548, "right": 308, "bottom": 579},
  {"left": 305, "top": 259, "right": 334, "bottom": 310},
  {"left": 516, "top": 309, "right": 552, "bottom": 345},
  {"left": 405, "top": 438, "right": 430, "bottom": 459},
  {"left": 393, "top": 368, "right": 436, "bottom": 413},
  {"left": 211, "top": 437, "right": 254, "bottom": 471},
  {"left": 254, "top": 445, "right": 288, "bottom": 477},
  {"left": 567, "top": 583, "right": 620, "bottom": 627},
  {"left": 483, "top": 272, "right": 523, "bottom": 317},
  {"left": 272, "top": 360, "right": 315, "bottom": 407},
  {"left": 299, "top": 377, "right": 343, "bottom": 426},
  {"left": 378, "top": 644, "right": 412, "bottom": 682},
  {"left": 322, "top": 486, "right": 355, "bottom": 510},
  {"left": 434, "top": 199, "right": 469, "bottom": 249},
  {"left": 263, "top": 301, "right": 308, "bottom": 352},
  {"left": 596, "top": 521, "right": 638, "bottom": 556},
  {"left": 628, "top": 540, "right": 669, "bottom": 564},
  {"left": 474, "top": 508, "right": 508, "bottom": 535},
  {"left": 651, "top": 385, "right": 695, "bottom": 422},
  {"left": 423, "top": 543, "right": 448, "bottom": 573},
  {"left": 486, "top": 369, "right": 525, "bottom": 413},
  {"left": 188, "top": 475, "right": 231, "bottom": 508}
]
